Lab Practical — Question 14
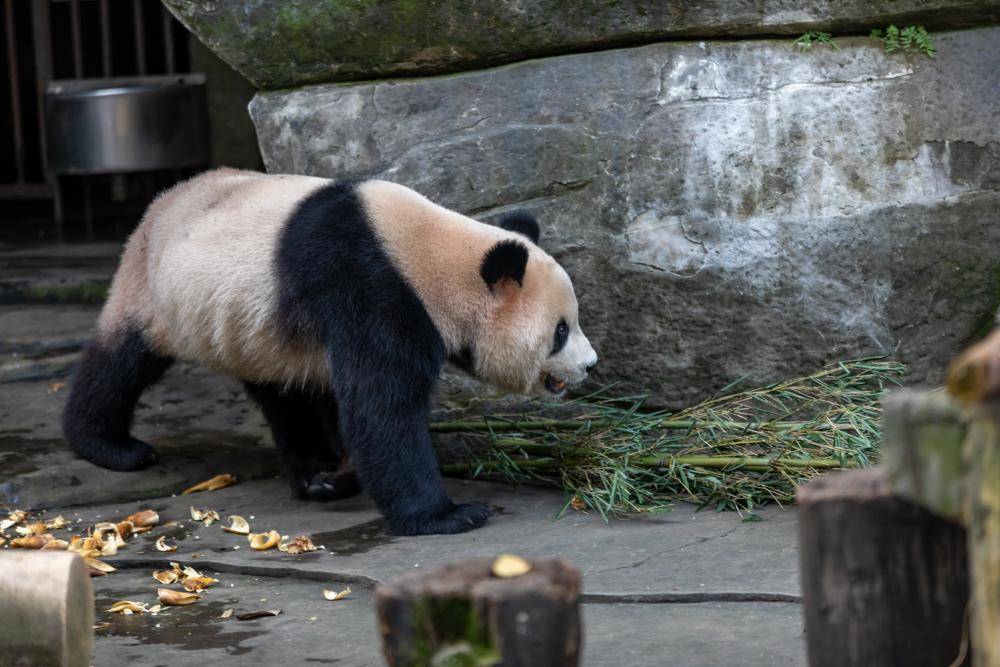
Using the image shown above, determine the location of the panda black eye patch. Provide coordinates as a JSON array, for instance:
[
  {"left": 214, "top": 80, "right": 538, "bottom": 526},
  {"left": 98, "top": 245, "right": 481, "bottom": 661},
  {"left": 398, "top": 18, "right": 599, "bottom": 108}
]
[{"left": 551, "top": 318, "right": 569, "bottom": 355}]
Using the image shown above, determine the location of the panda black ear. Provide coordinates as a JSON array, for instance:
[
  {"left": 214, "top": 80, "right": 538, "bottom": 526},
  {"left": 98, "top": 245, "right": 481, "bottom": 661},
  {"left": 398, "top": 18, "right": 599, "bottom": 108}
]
[
  {"left": 480, "top": 239, "right": 529, "bottom": 289},
  {"left": 496, "top": 210, "right": 540, "bottom": 245}
]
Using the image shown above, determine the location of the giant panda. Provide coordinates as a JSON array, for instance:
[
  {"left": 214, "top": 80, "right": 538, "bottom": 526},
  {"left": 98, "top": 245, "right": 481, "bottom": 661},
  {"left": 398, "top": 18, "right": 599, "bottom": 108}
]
[{"left": 62, "top": 168, "right": 598, "bottom": 535}]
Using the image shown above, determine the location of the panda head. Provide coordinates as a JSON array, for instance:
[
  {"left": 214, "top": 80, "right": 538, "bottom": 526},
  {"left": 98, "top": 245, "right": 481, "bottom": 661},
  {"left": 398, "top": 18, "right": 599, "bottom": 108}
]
[{"left": 471, "top": 211, "right": 597, "bottom": 396}]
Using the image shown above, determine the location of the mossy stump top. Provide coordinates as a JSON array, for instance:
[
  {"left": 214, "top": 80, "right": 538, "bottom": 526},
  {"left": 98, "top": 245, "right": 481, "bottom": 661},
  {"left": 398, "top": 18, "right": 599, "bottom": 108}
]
[{"left": 375, "top": 556, "right": 581, "bottom": 667}]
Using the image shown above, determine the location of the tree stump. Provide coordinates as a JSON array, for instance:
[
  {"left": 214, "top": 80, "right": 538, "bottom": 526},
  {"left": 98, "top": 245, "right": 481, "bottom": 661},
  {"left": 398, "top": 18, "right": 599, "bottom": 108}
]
[
  {"left": 964, "top": 404, "right": 1000, "bottom": 667},
  {"left": 0, "top": 551, "right": 94, "bottom": 667},
  {"left": 798, "top": 468, "right": 970, "bottom": 667},
  {"left": 375, "top": 557, "right": 581, "bottom": 667}
]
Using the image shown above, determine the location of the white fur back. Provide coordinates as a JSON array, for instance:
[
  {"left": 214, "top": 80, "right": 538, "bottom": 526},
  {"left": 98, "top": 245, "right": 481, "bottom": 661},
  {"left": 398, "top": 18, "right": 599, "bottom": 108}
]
[{"left": 111, "top": 169, "right": 331, "bottom": 387}]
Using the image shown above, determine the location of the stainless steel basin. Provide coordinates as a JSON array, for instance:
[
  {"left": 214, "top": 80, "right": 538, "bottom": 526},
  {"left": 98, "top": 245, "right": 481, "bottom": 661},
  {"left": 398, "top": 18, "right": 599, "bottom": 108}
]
[{"left": 44, "top": 75, "right": 210, "bottom": 174}]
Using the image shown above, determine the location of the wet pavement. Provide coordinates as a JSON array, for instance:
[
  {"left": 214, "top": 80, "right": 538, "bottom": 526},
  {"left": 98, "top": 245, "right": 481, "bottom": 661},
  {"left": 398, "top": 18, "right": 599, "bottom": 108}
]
[{"left": 1, "top": 302, "right": 807, "bottom": 666}]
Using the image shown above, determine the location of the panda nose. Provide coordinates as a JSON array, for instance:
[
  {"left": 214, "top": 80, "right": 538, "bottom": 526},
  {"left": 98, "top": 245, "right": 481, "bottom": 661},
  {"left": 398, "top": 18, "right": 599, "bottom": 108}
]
[{"left": 586, "top": 360, "right": 597, "bottom": 373}]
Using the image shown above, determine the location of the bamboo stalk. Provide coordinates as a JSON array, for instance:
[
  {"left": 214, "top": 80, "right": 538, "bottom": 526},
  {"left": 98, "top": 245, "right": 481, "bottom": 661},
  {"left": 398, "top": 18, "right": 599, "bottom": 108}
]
[
  {"left": 430, "top": 418, "right": 860, "bottom": 433},
  {"left": 442, "top": 454, "right": 852, "bottom": 476},
  {"left": 436, "top": 358, "right": 902, "bottom": 514}
]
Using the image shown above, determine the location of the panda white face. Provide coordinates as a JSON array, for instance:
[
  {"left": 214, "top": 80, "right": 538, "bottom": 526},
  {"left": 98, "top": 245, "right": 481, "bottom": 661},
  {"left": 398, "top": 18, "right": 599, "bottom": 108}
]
[
  {"left": 533, "top": 267, "right": 597, "bottom": 396},
  {"left": 474, "top": 251, "right": 597, "bottom": 397},
  {"left": 354, "top": 181, "right": 596, "bottom": 397}
]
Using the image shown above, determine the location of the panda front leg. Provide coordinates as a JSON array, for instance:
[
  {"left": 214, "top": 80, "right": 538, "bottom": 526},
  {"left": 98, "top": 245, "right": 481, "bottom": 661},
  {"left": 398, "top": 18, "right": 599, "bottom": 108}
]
[
  {"left": 243, "top": 382, "right": 361, "bottom": 501},
  {"left": 331, "top": 367, "right": 492, "bottom": 536},
  {"left": 62, "top": 325, "right": 173, "bottom": 471}
]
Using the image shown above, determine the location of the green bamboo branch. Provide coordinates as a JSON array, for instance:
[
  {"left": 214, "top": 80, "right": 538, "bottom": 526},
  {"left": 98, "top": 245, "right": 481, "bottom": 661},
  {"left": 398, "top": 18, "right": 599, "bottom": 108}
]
[
  {"left": 442, "top": 454, "right": 854, "bottom": 475},
  {"left": 435, "top": 358, "right": 903, "bottom": 515},
  {"left": 430, "top": 418, "right": 861, "bottom": 433}
]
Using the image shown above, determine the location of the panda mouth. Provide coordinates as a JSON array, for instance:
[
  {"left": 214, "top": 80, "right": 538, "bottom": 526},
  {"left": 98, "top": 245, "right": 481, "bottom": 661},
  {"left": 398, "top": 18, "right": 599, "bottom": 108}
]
[{"left": 544, "top": 373, "right": 567, "bottom": 394}]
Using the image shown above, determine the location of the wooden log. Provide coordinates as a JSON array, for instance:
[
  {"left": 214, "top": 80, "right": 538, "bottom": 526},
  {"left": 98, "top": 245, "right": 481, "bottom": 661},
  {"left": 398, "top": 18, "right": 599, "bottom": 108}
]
[
  {"left": 881, "top": 390, "right": 968, "bottom": 522},
  {"left": 798, "top": 468, "right": 970, "bottom": 667},
  {"left": 0, "top": 551, "right": 94, "bottom": 667},
  {"left": 375, "top": 556, "right": 581, "bottom": 667},
  {"left": 965, "top": 404, "right": 1000, "bottom": 667}
]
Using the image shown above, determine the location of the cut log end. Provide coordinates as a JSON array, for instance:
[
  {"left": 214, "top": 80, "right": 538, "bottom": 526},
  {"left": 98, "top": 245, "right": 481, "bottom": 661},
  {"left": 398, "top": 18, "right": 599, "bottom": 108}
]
[
  {"left": 0, "top": 551, "right": 95, "bottom": 667},
  {"left": 376, "top": 556, "right": 581, "bottom": 667},
  {"left": 798, "top": 467, "right": 969, "bottom": 667}
]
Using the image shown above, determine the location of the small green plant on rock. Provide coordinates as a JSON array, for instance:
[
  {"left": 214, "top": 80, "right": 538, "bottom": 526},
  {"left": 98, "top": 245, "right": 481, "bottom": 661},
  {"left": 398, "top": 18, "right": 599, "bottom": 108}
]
[
  {"left": 794, "top": 31, "right": 838, "bottom": 50},
  {"left": 870, "top": 25, "right": 936, "bottom": 57}
]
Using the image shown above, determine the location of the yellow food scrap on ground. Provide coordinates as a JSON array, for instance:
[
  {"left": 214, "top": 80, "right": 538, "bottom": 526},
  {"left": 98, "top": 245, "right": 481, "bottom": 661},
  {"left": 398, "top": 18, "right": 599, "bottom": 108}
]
[
  {"left": 153, "top": 570, "right": 179, "bottom": 584},
  {"left": 154, "top": 535, "right": 178, "bottom": 552},
  {"left": 157, "top": 588, "right": 201, "bottom": 606},
  {"left": 41, "top": 539, "right": 69, "bottom": 550},
  {"left": 182, "top": 576, "right": 218, "bottom": 592},
  {"left": 125, "top": 510, "right": 159, "bottom": 530},
  {"left": 84, "top": 557, "right": 116, "bottom": 574},
  {"left": 248, "top": 530, "right": 281, "bottom": 551},
  {"left": 278, "top": 535, "right": 317, "bottom": 554},
  {"left": 44, "top": 515, "right": 69, "bottom": 530},
  {"left": 108, "top": 601, "right": 148, "bottom": 615},
  {"left": 323, "top": 587, "right": 351, "bottom": 601},
  {"left": 15, "top": 521, "right": 48, "bottom": 536},
  {"left": 190, "top": 507, "right": 221, "bottom": 526},
  {"left": 182, "top": 474, "right": 236, "bottom": 495},
  {"left": 222, "top": 515, "right": 250, "bottom": 535},
  {"left": 0, "top": 510, "right": 27, "bottom": 532},
  {"left": 10, "top": 534, "right": 56, "bottom": 549}
]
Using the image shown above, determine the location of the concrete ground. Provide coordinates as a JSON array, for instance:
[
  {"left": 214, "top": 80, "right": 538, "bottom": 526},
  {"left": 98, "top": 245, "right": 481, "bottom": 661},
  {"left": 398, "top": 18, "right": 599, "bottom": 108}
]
[{"left": 0, "top": 300, "right": 807, "bottom": 666}]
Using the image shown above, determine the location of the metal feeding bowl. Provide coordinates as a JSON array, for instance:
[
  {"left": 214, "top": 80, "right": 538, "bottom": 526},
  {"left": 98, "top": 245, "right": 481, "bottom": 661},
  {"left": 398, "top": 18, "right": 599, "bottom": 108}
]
[{"left": 44, "top": 74, "right": 210, "bottom": 175}]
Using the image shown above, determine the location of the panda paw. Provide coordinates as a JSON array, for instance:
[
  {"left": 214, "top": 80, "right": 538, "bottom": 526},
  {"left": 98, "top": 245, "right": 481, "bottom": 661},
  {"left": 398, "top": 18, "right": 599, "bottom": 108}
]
[
  {"left": 389, "top": 502, "right": 492, "bottom": 536},
  {"left": 70, "top": 436, "right": 157, "bottom": 471},
  {"left": 295, "top": 470, "right": 363, "bottom": 501}
]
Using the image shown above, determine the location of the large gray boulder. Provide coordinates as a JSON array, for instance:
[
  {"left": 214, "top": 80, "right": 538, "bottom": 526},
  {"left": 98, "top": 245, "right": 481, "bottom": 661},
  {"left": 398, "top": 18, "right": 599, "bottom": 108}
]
[
  {"left": 251, "top": 29, "right": 1000, "bottom": 406},
  {"left": 164, "top": 0, "right": 1000, "bottom": 88}
]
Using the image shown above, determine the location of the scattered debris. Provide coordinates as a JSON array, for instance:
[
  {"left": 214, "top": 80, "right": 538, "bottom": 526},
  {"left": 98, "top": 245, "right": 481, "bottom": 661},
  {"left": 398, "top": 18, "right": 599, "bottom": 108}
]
[
  {"left": 248, "top": 530, "right": 281, "bottom": 551},
  {"left": 182, "top": 474, "right": 237, "bottom": 495},
  {"left": 115, "top": 521, "right": 134, "bottom": 541},
  {"left": 0, "top": 510, "right": 27, "bottom": 532},
  {"left": 182, "top": 575, "right": 218, "bottom": 592},
  {"left": 10, "top": 534, "right": 56, "bottom": 549},
  {"left": 569, "top": 496, "right": 587, "bottom": 512},
  {"left": 236, "top": 610, "right": 282, "bottom": 621},
  {"left": 157, "top": 588, "right": 201, "bottom": 606},
  {"left": 153, "top": 570, "right": 179, "bottom": 585},
  {"left": 84, "top": 557, "right": 116, "bottom": 573},
  {"left": 44, "top": 515, "right": 69, "bottom": 530},
  {"left": 221, "top": 608, "right": 234, "bottom": 619},
  {"left": 222, "top": 515, "right": 250, "bottom": 535},
  {"left": 154, "top": 536, "right": 178, "bottom": 552},
  {"left": 190, "top": 507, "right": 220, "bottom": 526},
  {"left": 323, "top": 587, "right": 351, "bottom": 601},
  {"left": 181, "top": 565, "right": 203, "bottom": 579},
  {"left": 41, "top": 539, "right": 69, "bottom": 550},
  {"left": 108, "top": 601, "right": 148, "bottom": 615},
  {"left": 491, "top": 554, "right": 532, "bottom": 578},
  {"left": 47, "top": 380, "right": 67, "bottom": 394},
  {"left": 15, "top": 521, "right": 48, "bottom": 537},
  {"left": 94, "top": 523, "right": 124, "bottom": 556},
  {"left": 125, "top": 510, "right": 159, "bottom": 532},
  {"left": 68, "top": 536, "right": 101, "bottom": 558},
  {"left": 278, "top": 535, "right": 317, "bottom": 554}
]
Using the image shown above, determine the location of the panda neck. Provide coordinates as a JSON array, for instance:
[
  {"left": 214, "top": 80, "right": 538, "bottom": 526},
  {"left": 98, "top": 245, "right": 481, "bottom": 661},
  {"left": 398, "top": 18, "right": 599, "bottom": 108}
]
[{"left": 360, "top": 181, "right": 508, "bottom": 357}]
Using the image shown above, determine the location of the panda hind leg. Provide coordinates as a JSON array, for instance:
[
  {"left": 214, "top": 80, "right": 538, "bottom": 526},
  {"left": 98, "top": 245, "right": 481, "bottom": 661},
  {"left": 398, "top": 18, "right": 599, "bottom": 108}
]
[
  {"left": 243, "top": 383, "right": 362, "bottom": 501},
  {"left": 62, "top": 325, "right": 173, "bottom": 471}
]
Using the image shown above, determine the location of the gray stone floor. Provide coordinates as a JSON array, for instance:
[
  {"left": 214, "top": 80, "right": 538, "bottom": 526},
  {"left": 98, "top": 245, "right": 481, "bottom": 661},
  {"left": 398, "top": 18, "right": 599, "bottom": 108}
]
[{"left": 1, "top": 303, "right": 807, "bottom": 665}]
